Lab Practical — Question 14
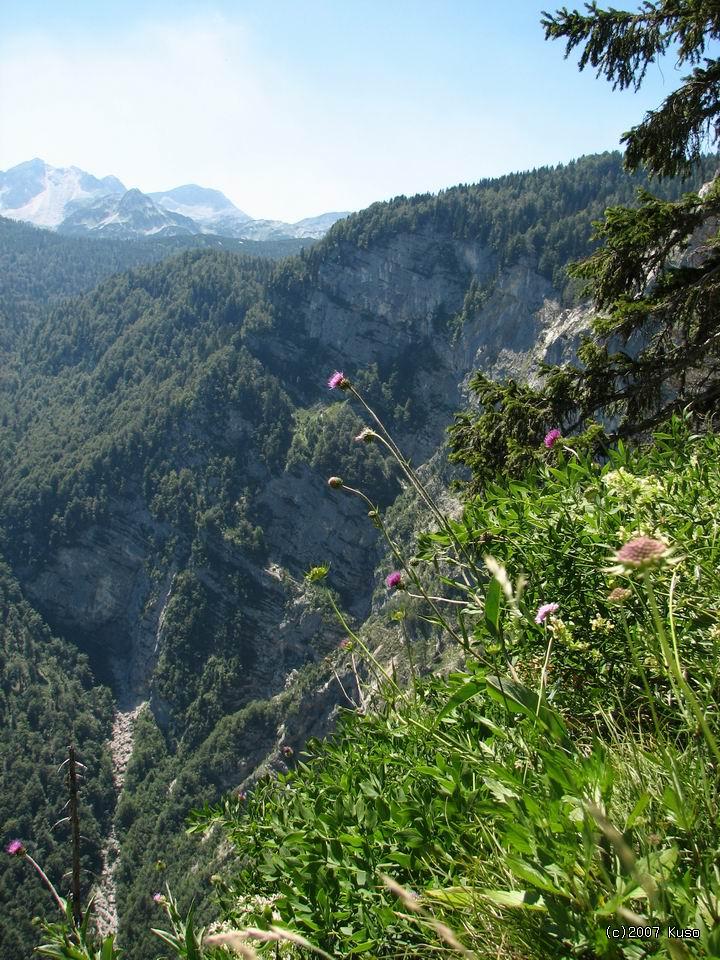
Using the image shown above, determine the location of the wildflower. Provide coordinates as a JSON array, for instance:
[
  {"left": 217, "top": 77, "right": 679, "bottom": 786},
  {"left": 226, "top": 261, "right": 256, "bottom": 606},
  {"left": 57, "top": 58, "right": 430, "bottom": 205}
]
[
  {"left": 608, "top": 587, "right": 631, "bottom": 604},
  {"left": 327, "top": 370, "right": 349, "bottom": 390},
  {"left": 281, "top": 745, "right": 294, "bottom": 758},
  {"left": 237, "top": 791, "right": 247, "bottom": 801},
  {"left": 327, "top": 476, "right": 344, "bottom": 489},
  {"left": 5, "top": 839, "right": 24, "bottom": 856},
  {"left": 590, "top": 615, "right": 612, "bottom": 634},
  {"left": 339, "top": 638, "right": 352, "bottom": 649},
  {"left": 602, "top": 468, "right": 661, "bottom": 505},
  {"left": 548, "top": 617, "right": 575, "bottom": 645},
  {"left": 544, "top": 428, "right": 562, "bottom": 449},
  {"left": 354, "top": 427, "right": 377, "bottom": 443},
  {"left": 152, "top": 892, "right": 165, "bottom": 904},
  {"left": 612, "top": 536, "right": 670, "bottom": 572},
  {"left": 535, "top": 602, "right": 559, "bottom": 624},
  {"left": 385, "top": 571, "right": 403, "bottom": 590}
]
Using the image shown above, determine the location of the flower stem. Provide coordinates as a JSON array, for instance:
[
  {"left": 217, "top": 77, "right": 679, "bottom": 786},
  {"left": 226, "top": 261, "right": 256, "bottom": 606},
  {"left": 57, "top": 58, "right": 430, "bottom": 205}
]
[
  {"left": 348, "top": 386, "right": 484, "bottom": 581},
  {"left": 406, "top": 592, "right": 467, "bottom": 605},
  {"left": 341, "top": 483, "right": 471, "bottom": 652},
  {"left": 537, "top": 630, "right": 554, "bottom": 718},
  {"left": 643, "top": 571, "right": 720, "bottom": 766},
  {"left": 326, "top": 592, "right": 403, "bottom": 698},
  {"left": 23, "top": 853, "right": 67, "bottom": 916}
]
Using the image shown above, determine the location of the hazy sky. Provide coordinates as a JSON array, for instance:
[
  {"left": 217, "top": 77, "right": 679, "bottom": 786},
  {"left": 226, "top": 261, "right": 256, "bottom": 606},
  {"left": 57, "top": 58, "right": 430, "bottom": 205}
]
[{"left": 0, "top": 0, "right": 700, "bottom": 221}]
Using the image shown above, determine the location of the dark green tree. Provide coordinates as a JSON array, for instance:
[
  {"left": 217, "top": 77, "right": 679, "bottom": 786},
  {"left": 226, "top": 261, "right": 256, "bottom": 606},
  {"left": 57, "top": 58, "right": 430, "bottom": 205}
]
[{"left": 450, "top": 2, "right": 720, "bottom": 489}]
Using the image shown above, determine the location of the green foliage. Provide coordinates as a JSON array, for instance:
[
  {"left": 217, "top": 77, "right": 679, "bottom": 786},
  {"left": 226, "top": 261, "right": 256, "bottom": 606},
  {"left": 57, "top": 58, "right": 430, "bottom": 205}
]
[
  {"left": 0, "top": 216, "right": 308, "bottom": 353},
  {"left": 187, "top": 421, "right": 720, "bottom": 958},
  {"left": 35, "top": 897, "right": 121, "bottom": 960},
  {"left": 447, "top": 372, "right": 583, "bottom": 493},
  {"left": 286, "top": 403, "right": 398, "bottom": 504},
  {"left": 542, "top": 2, "right": 720, "bottom": 176},
  {"left": 0, "top": 563, "right": 114, "bottom": 960},
  {"left": 153, "top": 570, "right": 259, "bottom": 745},
  {"left": 463, "top": 3, "right": 720, "bottom": 478}
]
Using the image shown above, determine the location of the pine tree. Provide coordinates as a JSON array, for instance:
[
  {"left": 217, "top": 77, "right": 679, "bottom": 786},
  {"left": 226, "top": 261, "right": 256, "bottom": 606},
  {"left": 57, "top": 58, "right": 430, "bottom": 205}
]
[{"left": 450, "top": 2, "right": 720, "bottom": 490}]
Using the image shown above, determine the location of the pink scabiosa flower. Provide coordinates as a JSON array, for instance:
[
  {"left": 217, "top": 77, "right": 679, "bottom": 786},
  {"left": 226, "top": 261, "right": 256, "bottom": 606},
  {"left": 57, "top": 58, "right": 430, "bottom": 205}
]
[
  {"left": 612, "top": 536, "right": 671, "bottom": 572},
  {"left": 152, "top": 892, "right": 165, "bottom": 904},
  {"left": 327, "top": 476, "right": 344, "bottom": 489},
  {"left": 385, "top": 571, "right": 403, "bottom": 590},
  {"left": 327, "top": 370, "right": 349, "bottom": 390},
  {"left": 544, "top": 428, "right": 562, "bottom": 449},
  {"left": 5, "top": 839, "right": 24, "bottom": 856},
  {"left": 608, "top": 587, "right": 632, "bottom": 604},
  {"left": 535, "top": 602, "right": 559, "bottom": 625}
]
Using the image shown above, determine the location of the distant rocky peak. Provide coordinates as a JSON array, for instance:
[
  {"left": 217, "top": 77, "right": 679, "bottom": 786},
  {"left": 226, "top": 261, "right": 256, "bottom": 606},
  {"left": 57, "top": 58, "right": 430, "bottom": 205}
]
[{"left": 0, "top": 158, "right": 348, "bottom": 241}]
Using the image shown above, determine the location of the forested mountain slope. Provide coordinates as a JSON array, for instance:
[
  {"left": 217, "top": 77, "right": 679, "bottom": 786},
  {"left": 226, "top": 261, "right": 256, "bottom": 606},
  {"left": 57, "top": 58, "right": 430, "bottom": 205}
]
[
  {"left": 0, "top": 216, "right": 309, "bottom": 352},
  {"left": 0, "top": 151, "right": 716, "bottom": 960}
]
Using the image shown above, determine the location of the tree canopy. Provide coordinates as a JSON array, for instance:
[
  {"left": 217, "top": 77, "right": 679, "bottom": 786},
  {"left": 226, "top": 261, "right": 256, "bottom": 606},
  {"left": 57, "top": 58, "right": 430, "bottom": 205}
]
[{"left": 450, "top": 1, "right": 720, "bottom": 487}]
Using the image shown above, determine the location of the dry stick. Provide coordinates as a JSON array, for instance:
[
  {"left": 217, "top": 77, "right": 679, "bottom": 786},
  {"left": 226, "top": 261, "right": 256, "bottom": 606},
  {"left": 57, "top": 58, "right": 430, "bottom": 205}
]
[{"left": 67, "top": 745, "right": 83, "bottom": 926}]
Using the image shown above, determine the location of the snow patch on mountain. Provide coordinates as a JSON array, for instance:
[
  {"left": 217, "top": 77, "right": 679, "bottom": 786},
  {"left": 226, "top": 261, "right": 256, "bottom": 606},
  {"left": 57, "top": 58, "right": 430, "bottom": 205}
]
[
  {"left": 0, "top": 159, "right": 126, "bottom": 228},
  {"left": 0, "top": 159, "right": 348, "bottom": 241},
  {"left": 58, "top": 188, "right": 200, "bottom": 238},
  {"left": 149, "top": 184, "right": 250, "bottom": 227}
]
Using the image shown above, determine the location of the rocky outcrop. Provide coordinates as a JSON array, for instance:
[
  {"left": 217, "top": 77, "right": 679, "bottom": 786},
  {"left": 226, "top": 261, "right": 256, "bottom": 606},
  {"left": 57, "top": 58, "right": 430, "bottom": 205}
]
[
  {"left": 23, "top": 499, "right": 153, "bottom": 658},
  {"left": 93, "top": 701, "right": 148, "bottom": 937},
  {"left": 459, "top": 262, "right": 588, "bottom": 382}
]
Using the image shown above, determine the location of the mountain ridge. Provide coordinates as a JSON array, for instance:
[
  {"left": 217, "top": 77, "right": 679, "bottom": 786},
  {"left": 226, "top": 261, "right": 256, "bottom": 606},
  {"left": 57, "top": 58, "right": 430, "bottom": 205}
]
[{"left": 0, "top": 159, "right": 349, "bottom": 240}]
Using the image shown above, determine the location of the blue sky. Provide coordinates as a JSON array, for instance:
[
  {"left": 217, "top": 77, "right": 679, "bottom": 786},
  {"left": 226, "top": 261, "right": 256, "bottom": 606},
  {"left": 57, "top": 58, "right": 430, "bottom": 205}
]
[{"left": 0, "top": 1, "right": 701, "bottom": 221}]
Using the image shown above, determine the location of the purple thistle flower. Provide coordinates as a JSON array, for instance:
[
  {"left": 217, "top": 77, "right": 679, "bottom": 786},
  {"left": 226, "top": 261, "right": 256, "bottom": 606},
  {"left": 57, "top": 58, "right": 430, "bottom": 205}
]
[
  {"left": 385, "top": 571, "right": 403, "bottom": 590},
  {"left": 544, "top": 429, "right": 562, "bottom": 449},
  {"left": 327, "top": 370, "right": 348, "bottom": 390},
  {"left": 535, "top": 602, "right": 559, "bottom": 624},
  {"left": 5, "top": 839, "right": 24, "bottom": 856}
]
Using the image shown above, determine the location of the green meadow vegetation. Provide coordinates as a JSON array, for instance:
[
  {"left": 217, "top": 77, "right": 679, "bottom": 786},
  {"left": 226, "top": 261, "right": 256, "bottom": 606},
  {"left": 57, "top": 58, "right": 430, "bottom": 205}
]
[{"left": 178, "top": 410, "right": 720, "bottom": 960}]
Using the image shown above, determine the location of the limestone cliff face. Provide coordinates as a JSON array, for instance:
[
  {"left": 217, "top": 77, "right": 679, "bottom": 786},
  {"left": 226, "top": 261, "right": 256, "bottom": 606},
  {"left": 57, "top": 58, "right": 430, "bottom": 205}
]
[
  {"left": 21, "top": 225, "right": 590, "bottom": 714},
  {"left": 458, "top": 262, "right": 587, "bottom": 382},
  {"left": 306, "top": 232, "right": 496, "bottom": 362},
  {"left": 19, "top": 223, "right": 591, "bottom": 753}
]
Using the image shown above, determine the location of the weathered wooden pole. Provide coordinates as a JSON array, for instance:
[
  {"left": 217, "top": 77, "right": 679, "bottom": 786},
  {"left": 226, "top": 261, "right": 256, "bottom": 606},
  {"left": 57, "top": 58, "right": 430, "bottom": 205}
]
[{"left": 67, "top": 745, "right": 82, "bottom": 926}]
